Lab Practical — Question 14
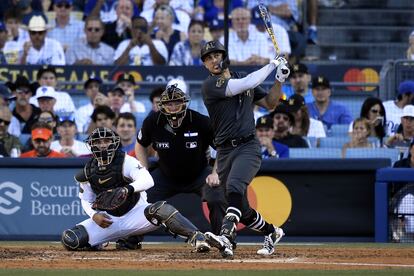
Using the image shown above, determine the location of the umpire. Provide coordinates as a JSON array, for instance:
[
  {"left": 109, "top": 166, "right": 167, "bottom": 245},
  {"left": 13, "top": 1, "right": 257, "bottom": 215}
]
[
  {"left": 134, "top": 83, "right": 226, "bottom": 234},
  {"left": 200, "top": 40, "right": 290, "bottom": 258}
]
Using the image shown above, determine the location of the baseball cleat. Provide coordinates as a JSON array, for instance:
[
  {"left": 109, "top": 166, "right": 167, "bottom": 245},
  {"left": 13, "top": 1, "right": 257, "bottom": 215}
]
[
  {"left": 195, "top": 239, "right": 211, "bottom": 253},
  {"left": 205, "top": 232, "right": 233, "bottom": 258},
  {"left": 190, "top": 231, "right": 210, "bottom": 253},
  {"left": 257, "top": 226, "right": 284, "bottom": 256}
]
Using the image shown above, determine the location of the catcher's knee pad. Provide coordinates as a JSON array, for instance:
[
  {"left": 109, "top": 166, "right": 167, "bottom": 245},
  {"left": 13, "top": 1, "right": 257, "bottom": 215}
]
[
  {"left": 144, "top": 201, "right": 197, "bottom": 238},
  {"left": 61, "top": 225, "right": 90, "bottom": 251}
]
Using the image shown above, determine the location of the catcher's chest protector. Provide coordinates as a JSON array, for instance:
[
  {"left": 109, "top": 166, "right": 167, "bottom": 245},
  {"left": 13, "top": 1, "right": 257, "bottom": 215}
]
[{"left": 86, "top": 151, "right": 140, "bottom": 216}]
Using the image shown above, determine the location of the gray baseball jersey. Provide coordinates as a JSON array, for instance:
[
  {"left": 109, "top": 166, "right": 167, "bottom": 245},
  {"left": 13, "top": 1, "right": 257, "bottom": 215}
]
[{"left": 201, "top": 71, "right": 267, "bottom": 146}]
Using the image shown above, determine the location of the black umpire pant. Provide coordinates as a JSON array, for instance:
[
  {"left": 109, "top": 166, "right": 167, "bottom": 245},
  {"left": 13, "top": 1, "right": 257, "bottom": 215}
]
[
  {"left": 146, "top": 166, "right": 227, "bottom": 234},
  {"left": 216, "top": 139, "right": 262, "bottom": 223}
]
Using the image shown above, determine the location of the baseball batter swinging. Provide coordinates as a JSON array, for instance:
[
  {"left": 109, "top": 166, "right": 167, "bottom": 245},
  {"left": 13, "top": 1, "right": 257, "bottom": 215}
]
[
  {"left": 61, "top": 127, "right": 210, "bottom": 252},
  {"left": 200, "top": 40, "right": 290, "bottom": 258}
]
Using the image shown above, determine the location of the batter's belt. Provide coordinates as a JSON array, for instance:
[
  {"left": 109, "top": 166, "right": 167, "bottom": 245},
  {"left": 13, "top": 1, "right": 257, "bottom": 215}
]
[{"left": 216, "top": 134, "right": 255, "bottom": 148}]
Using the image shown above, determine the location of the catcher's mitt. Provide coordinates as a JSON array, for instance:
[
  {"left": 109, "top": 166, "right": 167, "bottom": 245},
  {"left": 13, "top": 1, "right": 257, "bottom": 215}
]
[{"left": 92, "top": 187, "right": 129, "bottom": 211}]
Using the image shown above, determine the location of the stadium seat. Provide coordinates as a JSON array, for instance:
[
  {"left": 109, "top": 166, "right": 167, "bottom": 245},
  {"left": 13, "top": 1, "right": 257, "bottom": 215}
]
[
  {"left": 344, "top": 148, "right": 401, "bottom": 165},
  {"left": 135, "top": 112, "right": 148, "bottom": 130},
  {"left": 329, "top": 124, "right": 350, "bottom": 137},
  {"left": 19, "top": 134, "right": 31, "bottom": 146},
  {"left": 76, "top": 133, "right": 88, "bottom": 142},
  {"left": 289, "top": 148, "right": 342, "bottom": 158},
  {"left": 319, "top": 136, "right": 350, "bottom": 148}
]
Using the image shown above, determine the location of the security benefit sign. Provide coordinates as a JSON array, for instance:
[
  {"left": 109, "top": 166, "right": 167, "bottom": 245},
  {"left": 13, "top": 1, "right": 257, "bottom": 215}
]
[{"left": 0, "top": 168, "right": 87, "bottom": 237}]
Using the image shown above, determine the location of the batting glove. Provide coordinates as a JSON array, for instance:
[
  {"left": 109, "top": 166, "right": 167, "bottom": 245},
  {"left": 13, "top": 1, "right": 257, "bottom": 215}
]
[
  {"left": 270, "top": 56, "right": 287, "bottom": 67},
  {"left": 275, "top": 60, "right": 290, "bottom": 83}
]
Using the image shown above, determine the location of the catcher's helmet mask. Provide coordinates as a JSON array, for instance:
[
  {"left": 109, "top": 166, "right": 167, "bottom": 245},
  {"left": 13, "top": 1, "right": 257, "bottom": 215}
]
[
  {"left": 86, "top": 127, "right": 120, "bottom": 166},
  {"left": 158, "top": 84, "right": 190, "bottom": 128},
  {"left": 201, "top": 40, "right": 230, "bottom": 71}
]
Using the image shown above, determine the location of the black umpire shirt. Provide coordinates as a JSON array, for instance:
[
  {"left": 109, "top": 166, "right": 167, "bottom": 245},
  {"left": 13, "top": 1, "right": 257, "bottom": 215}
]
[
  {"left": 201, "top": 72, "right": 267, "bottom": 146},
  {"left": 137, "top": 109, "right": 213, "bottom": 182}
]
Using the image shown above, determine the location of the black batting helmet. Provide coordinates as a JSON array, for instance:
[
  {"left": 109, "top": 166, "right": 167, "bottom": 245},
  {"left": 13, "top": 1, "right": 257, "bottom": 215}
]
[
  {"left": 158, "top": 84, "right": 190, "bottom": 128},
  {"left": 201, "top": 40, "right": 227, "bottom": 62},
  {"left": 86, "top": 127, "right": 120, "bottom": 166}
]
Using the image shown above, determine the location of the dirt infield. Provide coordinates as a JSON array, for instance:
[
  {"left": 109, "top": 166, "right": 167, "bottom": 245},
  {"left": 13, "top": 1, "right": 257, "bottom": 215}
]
[{"left": 1, "top": 242, "right": 414, "bottom": 271}]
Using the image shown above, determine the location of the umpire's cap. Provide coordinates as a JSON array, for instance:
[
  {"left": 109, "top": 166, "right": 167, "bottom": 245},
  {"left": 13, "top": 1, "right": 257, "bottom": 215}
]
[{"left": 201, "top": 40, "right": 227, "bottom": 62}]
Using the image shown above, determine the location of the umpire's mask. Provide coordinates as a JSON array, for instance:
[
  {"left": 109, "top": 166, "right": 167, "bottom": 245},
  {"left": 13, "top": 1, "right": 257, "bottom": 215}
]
[
  {"left": 86, "top": 127, "right": 120, "bottom": 166},
  {"left": 158, "top": 84, "right": 190, "bottom": 128}
]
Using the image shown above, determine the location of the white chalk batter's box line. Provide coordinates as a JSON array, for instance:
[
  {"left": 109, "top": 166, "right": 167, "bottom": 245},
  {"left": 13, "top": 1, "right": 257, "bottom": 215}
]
[{"left": 71, "top": 256, "right": 414, "bottom": 268}]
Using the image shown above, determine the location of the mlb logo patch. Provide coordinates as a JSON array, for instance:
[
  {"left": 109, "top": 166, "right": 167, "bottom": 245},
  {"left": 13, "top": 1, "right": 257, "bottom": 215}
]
[{"left": 186, "top": 142, "right": 197, "bottom": 149}]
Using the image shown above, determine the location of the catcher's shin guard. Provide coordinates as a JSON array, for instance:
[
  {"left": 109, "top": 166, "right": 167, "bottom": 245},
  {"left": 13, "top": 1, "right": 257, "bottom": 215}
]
[
  {"left": 220, "top": 213, "right": 239, "bottom": 242},
  {"left": 144, "top": 201, "right": 198, "bottom": 239},
  {"left": 61, "top": 225, "right": 90, "bottom": 250}
]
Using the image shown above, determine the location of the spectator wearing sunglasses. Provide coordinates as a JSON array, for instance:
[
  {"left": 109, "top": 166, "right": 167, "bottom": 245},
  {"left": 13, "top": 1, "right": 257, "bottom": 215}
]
[
  {"left": 50, "top": 114, "right": 90, "bottom": 157},
  {"left": 348, "top": 97, "right": 386, "bottom": 146},
  {"left": 8, "top": 76, "right": 41, "bottom": 137},
  {"left": 65, "top": 16, "right": 114, "bottom": 65},
  {"left": 48, "top": 0, "right": 85, "bottom": 52},
  {"left": 37, "top": 110, "right": 58, "bottom": 133},
  {"left": 0, "top": 105, "right": 21, "bottom": 157},
  {"left": 21, "top": 15, "right": 65, "bottom": 65},
  {"left": 270, "top": 104, "right": 309, "bottom": 148}
]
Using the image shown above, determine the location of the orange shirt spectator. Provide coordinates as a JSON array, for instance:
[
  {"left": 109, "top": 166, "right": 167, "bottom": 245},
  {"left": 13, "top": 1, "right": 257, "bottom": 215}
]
[{"left": 20, "top": 125, "right": 66, "bottom": 158}]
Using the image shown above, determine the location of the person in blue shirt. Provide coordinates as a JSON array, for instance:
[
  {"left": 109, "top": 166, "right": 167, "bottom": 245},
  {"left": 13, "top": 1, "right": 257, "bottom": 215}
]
[
  {"left": 256, "top": 115, "right": 289, "bottom": 159},
  {"left": 306, "top": 75, "right": 353, "bottom": 130},
  {"left": 196, "top": 0, "right": 243, "bottom": 25},
  {"left": 115, "top": 112, "right": 136, "bottom": 155},
  {"left": 282, "top": 63, "right": 314, "bottom": 104}
]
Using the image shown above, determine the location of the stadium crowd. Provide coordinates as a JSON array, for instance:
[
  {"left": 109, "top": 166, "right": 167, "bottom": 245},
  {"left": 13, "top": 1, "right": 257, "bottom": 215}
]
[{"left": 0, "top": 0, "right": 412, "bottom": 164}]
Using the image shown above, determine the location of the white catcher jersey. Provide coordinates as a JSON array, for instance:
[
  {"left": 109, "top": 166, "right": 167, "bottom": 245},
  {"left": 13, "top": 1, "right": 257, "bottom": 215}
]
[{"left": 77, "top": 155, "right": 158, "bottom": 246}]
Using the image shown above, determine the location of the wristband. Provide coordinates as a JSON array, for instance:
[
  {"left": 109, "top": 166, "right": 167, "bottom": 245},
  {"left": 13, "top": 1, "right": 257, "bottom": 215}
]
[{"left": 126, "top": 185, "right": 135, "bottom": 196}]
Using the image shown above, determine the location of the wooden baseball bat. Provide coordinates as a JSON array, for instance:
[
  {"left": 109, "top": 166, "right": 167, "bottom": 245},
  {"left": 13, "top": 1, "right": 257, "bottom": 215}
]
[{"left": 258, "top": 3, "right": 281, "bottom": 57}]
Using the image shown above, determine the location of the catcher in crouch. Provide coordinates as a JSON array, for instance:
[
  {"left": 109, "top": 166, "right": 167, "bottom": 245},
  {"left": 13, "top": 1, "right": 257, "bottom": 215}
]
[{"left": 61, "top": 127, "right": 210, "bottom": 252}]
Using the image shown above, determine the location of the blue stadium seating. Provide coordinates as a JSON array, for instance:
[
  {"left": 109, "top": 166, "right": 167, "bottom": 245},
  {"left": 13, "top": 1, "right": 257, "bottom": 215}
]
[
  {"left": 19, "top": 134, "right": 31, "bottom": 146},
  {"left": 344, "top": 148, "right": 401, "bottom": 165},
  {"left": 319, "top": 136, "right": 350, "bottom": 148},
  {"left": 329, "top": 124, "right": 350, "bottom": 137},
  {"left": 289, "top": 148, "right": 342, "bottom": 158}
]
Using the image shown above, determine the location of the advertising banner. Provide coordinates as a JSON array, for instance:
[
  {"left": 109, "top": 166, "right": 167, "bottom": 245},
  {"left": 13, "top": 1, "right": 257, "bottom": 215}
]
[
  {"left": 0, "top": 159, "right": 389, "bottom": 239},
  {"left": 0, "top": 64, "right": 381, "bottom": 93}
]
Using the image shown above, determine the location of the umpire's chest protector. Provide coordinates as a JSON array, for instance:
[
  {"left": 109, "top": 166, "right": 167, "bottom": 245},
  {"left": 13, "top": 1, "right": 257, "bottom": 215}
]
[{"left": 86, "top": 151, "right": 132, "bottom": 194}]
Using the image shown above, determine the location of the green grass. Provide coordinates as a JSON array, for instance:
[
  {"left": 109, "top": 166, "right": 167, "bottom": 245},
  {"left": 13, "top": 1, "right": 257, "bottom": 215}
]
[{"left": 1, "top": 270, "right": 414, "bottom": 276}]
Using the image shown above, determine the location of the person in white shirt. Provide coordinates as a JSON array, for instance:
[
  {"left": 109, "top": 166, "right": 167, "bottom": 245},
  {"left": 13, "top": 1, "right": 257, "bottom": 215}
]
[
  {"left": 107, "top": 86, "right": 134, "bottom": 116},
  {"left": 115, "top": 73, "right": 146, "bottom": 114},
  {"left": 383, "top": 80, "right": 414, "bottom": 135},
  {"left": 29, "top": 66, "right": 75, "bottom": 114},
  {"left": 143, "top": 0, "right": 194, "bottom": 16},
  {"left": 114, "top": 16, "right": 168, "bottom": 65},
  {"left": 2, "top": 9, "right": 30, "bottom": 64},
  {"left": 250, "top": 5, "right": 291, "bottom": 59},
  {"left": 65, "top": 16, "right": 115, "bottom": 65},
  {"left": 47, "top": 0, "right": 85, "bottom": 52},
  {"left": 220, "top": 7, "right": 272, "bottom": 65},
  {"left": 75, "top": 75, "right": 103, "bottom": 133},
  {"left": 287, "top": 94, "right": 326, "bottom": 139},
  {"left": 21, "top": 15, "right": 65, "bottom": 65},
  {"left": 140, "top": 0, "right": 191, "bottom": 33},
  {"left": 60, "top": 127, "right": 210, "bottom": 252},
  {"left": 50, "top": 114, "right": 90, "bottom": 157}
]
